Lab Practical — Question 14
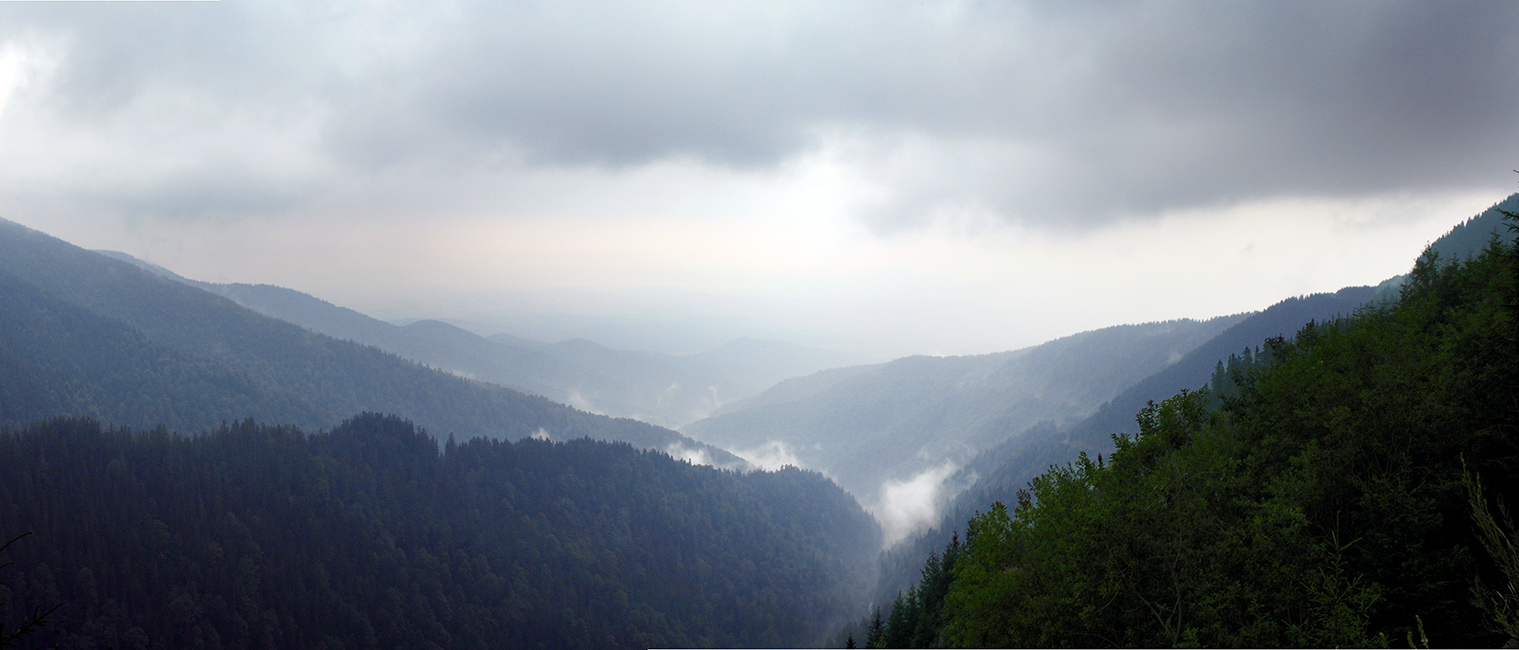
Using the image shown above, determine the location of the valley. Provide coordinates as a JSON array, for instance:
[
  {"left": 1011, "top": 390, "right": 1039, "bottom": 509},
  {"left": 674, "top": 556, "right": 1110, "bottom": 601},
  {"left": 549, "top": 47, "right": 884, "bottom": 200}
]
[
  {"left": 6, "top": 194, "right": 1519, "bottom": 648},
  {"left": 5, "top": 2, "right": 1517, "bottom": 646}
]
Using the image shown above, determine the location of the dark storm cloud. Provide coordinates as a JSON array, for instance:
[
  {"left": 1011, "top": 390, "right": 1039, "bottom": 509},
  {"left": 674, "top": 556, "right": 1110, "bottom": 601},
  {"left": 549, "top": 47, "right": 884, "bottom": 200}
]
[
  {"left": 3, "top": 0, "right": 1516, "bottom": 228},
  {"left": 409, "top": 1, "right": 1031, "bottom": 167},
  {"left": 1020, "top": 2, "right": 1519, "bottom": 217},
  {"left": 831, "top": 1, "right": 1519, "bottom": 229}
]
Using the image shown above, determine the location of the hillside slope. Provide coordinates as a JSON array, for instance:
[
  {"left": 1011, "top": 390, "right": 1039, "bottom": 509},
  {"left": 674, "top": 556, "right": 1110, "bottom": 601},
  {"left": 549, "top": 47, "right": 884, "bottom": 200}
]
[
  {"left": 871, "top": 197, "right": 1519, "bottom": 606},
  {"left": 868, "top": 210, "right": 1519, "bottom": 648},
  {"left": 682, "top": 315, "right": 1244, "bottom": 509},
  {"left": 0, "top": 268, "right": 327, "bottom": 432},
  {"left": 1370, "top": 192, "right": 1519, "bottom": 302},
  {"left": 101, "top": 258, "right": 860, "bottom": 429},
  {"left": 0, "top": 219, "right": 737, "bottom": 462},
  {"left": 872, "top": 286, "right": 1379, "bottom": 600},
  {"left": 0, "top": 415, "right": 880, "bottom": 648}
]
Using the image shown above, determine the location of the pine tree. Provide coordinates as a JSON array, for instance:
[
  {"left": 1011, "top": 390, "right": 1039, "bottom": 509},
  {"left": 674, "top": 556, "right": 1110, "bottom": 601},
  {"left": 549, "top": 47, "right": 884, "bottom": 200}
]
[
  {"left": 0, "top": 532, "right": 60, "bottom": 648},
  {"left": 865, "top": 607, "right": 884, "bottom": 649}
]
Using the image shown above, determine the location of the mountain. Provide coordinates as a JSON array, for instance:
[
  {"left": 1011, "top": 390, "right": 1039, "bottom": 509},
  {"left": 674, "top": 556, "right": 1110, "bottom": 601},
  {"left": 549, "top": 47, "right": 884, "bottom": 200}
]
[
  {"left": 0, "top": 414, "right": 881, "bottom": 649},
  {"left": 1370, "top": 192, "right": 1519, "bottom": 302},
  {"left": 992, "top": 285, "right": 1377, "bottom": 477},
  {"left": 683, "top": 336, "right": 867, "bottom": 397},
  {"left": 0, "top": 267, "right": 327, "bottom": 432},
  {"left": 869, "top": 286, "right": 1377, "bottom": 601},
  {"left": 99, "top": 256, "right": 861, "bottom": 429},
  {"left": 680, "top": 315, "right": 1245, "bottom": 516},
  {"left": 705, "top": 363, "right": 880, "bottom": 418},
  {"left": 863, "top": 206, "right": 1519, "bottom": 649},
  {"left": 0, "top": 218, "right": 738, "bottom": 463},
  {"left": 872, "top": 196, "right": 1519, "bottom": 610}
]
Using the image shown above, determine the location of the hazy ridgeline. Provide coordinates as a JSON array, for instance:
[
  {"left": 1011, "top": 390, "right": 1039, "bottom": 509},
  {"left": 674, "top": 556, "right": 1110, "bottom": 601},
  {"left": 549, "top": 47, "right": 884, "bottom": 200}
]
[
  {"left": 3, "top": 194, "right": 1519, "bottom": 648},
  {"left": 100, "top": 251, "right": 862, "bottom": 432},
  {"left": 854, "top": 195, "right": 1519, "bottom": 648},
  {"left": 870, "top": 284, "right": 1377, "bottom": 602},
  {"left": 681, "top": 315, "right": 1244, "bottom": 544},
  {"left": 0, "top": 218, "right": 738, "bottom": 465},
  {"left": 3, "top": 1, "right": 1517, "bottom": 646}
]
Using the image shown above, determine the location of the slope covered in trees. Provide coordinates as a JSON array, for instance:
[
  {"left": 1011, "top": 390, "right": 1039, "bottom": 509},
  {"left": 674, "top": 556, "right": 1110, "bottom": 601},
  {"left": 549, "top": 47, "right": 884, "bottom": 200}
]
[
  {"left": 682, "top": 316, "right": 1244, "bottom": 502},
  {"left": 98, "top": 253, "right": 859, "bottom": 429},
  {"left": 0, "top": 268, "right": 328, "bottom": 433},
  {"left": 871, "top": 285, "right": 1376, "bottom": 603},
  {"left": 874, "top": 194, "right": 1519, "bottom": 605},
  {"left": 1371, "top": 193, "right": 1519, "bottom": 303},
  {"left": 0, "top": 218, "right": 736, "bottom": 462},
  {"left": 0, "top": 414, "right": 880, "bottom": 649},
  {"left": 866, "top": 215, "right": 1519, "bottom": 647}
]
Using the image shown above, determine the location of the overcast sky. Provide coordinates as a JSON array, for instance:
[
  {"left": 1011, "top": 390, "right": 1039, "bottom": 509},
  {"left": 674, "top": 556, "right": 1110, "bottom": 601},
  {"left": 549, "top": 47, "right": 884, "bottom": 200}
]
[{"left": 1, "top": 0, "right": 1516, "bottom": 358}]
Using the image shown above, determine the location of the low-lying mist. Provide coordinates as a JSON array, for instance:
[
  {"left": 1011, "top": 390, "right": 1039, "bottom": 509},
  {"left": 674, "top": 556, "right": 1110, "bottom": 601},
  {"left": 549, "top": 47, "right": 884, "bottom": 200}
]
[
  {"left": 870, "top": 461, "right": 970, "bottom": 547},
  {"left": 674, "top": 437, "right": 973, "bottom": 548},
  {"left": 731, "top": 440, "right": 804, "bottom": 471}
]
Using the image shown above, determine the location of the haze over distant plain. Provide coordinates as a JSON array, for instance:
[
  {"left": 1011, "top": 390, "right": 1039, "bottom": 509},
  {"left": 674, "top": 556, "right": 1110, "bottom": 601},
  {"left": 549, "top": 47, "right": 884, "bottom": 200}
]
[{"left": 1, "top": 1, "right": 1515, "bottom": 358}]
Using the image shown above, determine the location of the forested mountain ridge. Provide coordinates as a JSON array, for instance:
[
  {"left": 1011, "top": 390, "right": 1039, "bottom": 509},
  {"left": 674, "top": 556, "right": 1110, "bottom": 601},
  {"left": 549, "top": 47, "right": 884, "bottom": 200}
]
[
  {"left": 0, "top": 414, "right": 881, "bottom": 648},
  {"left": 0, "top": 218, "right": 738, "bottom": 462},
  {"left": 872, "top": 285, "right": 1377, "bottom": 603},
  {"left": 860, "top": 207, "right": 1519, "bottom": 647},
  {"left": 681, "top": 315, "right": 1244, "bottom": 509},
  {"left": 1371, "top": 193, "right": 1519, "bottom": 302},
  {"left": 880, "top": 194, "right": 1519, "bottom": 591},
  {"left": 98, "top": 252, "right": 859, "bottom": 429},
  {"left": 0, "top": 268, "right": 327, "bottom": 433},
  {"left": 959, "top": 286, "right": 1374, "bottom": 518}
]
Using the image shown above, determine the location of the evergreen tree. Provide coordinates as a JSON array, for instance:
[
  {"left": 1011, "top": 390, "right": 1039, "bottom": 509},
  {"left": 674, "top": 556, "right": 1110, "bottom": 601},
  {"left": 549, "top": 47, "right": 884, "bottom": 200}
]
[{"left": 877, "top": 221, "right": 1519, "bottom": 647}]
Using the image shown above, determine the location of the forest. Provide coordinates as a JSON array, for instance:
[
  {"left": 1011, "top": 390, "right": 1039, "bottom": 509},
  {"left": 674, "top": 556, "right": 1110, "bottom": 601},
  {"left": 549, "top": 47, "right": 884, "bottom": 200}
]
[
  {"left": 6, "top": 211, "right": 1519, "bottom": 648},
  {"left": 6, "top": 192, "right": 1519, "bottom": 648},
  {"left": 858, "top": 218, "right": 1519, "bottom": 647},
  {"left": 0, "top": 414, "right": 879, "bottom": 649}
]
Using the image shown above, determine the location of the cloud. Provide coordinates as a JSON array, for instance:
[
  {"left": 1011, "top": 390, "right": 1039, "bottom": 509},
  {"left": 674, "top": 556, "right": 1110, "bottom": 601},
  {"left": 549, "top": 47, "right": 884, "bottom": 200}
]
[
  {"left": 732, "top": 440, "right": 802, "bottom": 472},
  {"left": 409, "top": 0, "right": 1519, "bottom": 230},
  {"left": 664, "top": 441, "right": 713, "bottom": 467},
  {"left": 827, "top": 2, "right": 1519, "bottom": 231},
  {"left": 871, "top": 461, "right": 965, "bottom": 548},
  {"left": 5, "top": 1, "right": 1514, "bottom": 231},
  {"left": 1, "top": 1, "right": 1511, "bottom": 363}
]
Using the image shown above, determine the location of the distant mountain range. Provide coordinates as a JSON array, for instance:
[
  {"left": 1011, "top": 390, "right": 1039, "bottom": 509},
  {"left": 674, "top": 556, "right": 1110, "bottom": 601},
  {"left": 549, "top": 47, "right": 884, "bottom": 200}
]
[
  {"left": 10, "top": 191, "right": 1516, "bottom": 556},
  {"left": 681, "top": 315, "right": 1246, "bottom": 524},
  {"left": 937, "top": 286, "right": 1374, "bottom": 535},
  {"left": 693, "top": 191, "right": 1519, "bottom": 555},
  {"left": 1370, "top": 192, "right": 1519, "bottom": 302},
  {"left": 93, "top": 253, "right": 861, "bottom": 430},
  {"left": 871, "top": 191, "right": 1519, "bottom": 602},
  {"left": 0, "top": 218, "right": 737, "bottom": 464},
  {"left": 867, "top": 288, "right": 1380, "bottom": 602},
  {"left": 8, "top": 192, "right": 1514, "bottom": 647}
]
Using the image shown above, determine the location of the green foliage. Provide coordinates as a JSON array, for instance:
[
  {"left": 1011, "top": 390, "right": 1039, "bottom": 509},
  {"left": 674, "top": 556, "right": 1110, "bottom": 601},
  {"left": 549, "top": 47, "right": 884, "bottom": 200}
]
[
  {"left": 867, "top": 533, "right": 962, "bottom": 648},
  {"left": 0, "top": 414, "right": 880, "bottom": 648},
  {"left": 873, "top": 286, "right": 1376, "bottom": 615},
  {"left": 929, "top": 387, "right": 1394, "bottom": 647},
  {"left": 1465, "top": 467, "right": 1519, "bottom": 644},
  {"left": 874, "top": 211, "right": 1519, "bottom": 647}
]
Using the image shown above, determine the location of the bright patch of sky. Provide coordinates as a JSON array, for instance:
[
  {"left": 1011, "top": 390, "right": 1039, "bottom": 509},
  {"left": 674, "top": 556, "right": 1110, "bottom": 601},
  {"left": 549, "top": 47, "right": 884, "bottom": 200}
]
[{"left": 1, "top": 1, "right": 1516, "bottom": 358}]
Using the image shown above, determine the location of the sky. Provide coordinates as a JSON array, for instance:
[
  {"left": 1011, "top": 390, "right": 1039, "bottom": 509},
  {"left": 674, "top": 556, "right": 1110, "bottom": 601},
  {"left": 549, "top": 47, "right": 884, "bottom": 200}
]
[{"left": 1, "top": 0, "right": 1517, "bottom": 359}]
